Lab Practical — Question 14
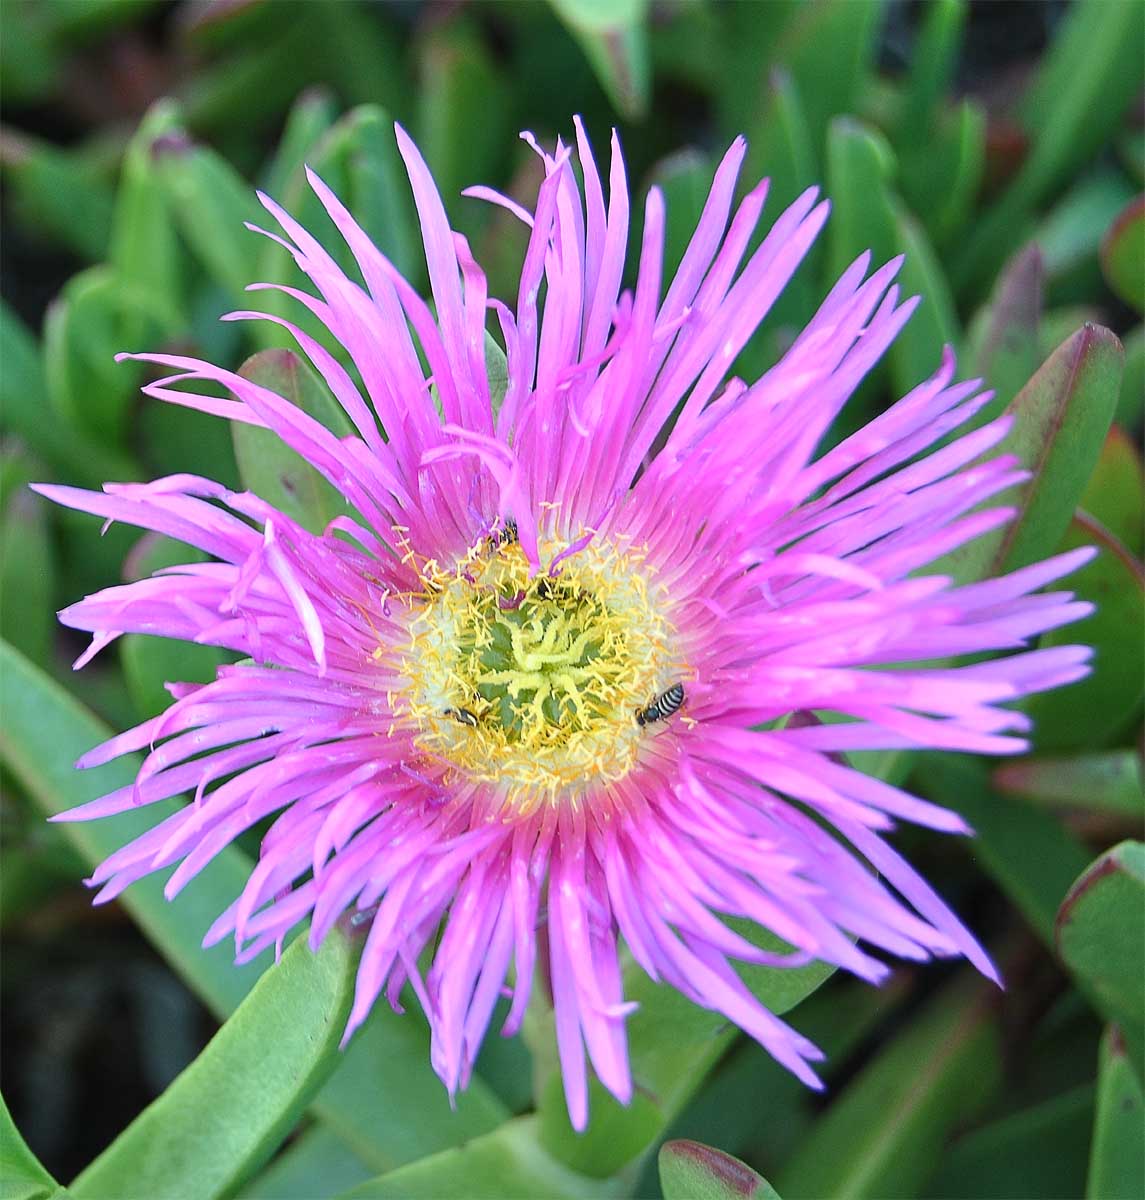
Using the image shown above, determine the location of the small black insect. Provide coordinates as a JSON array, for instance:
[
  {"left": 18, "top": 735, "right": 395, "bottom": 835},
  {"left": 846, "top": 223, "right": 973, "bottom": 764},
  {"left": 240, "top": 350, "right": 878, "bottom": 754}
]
[
  {"left": 488, "top": 518, "right": 518, "bottom": 548},
  {"left": 443, "top": 706, "right": 480, "bottom": 728},
  {"left": 635, "top": 683, "right": 685, "bottom": 727}
]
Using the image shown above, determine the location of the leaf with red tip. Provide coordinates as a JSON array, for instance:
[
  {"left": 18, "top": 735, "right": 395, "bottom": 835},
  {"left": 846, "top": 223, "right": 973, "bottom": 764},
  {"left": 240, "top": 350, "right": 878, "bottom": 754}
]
[
  {"left": 993, "top": 750, "right": 1143, "bottom": 818},
  {"left": 548, "top": 0, "right": 650, "bottom": 121},
  {"left": 1101, "top": 195, "right": 1145, "bottom": 314},
  {"left": 1056, "top": 841, "right": 1145, "bottom": 1045},
  {"left": 660, "top": 1140, "right": 781, "bottom": 1200}
]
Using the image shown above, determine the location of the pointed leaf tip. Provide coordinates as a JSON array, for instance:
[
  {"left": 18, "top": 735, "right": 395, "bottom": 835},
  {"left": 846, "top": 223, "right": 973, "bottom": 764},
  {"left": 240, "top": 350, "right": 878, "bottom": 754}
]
[{"left": 659, "top": 1140, "right": 782, "bottom": 1200}]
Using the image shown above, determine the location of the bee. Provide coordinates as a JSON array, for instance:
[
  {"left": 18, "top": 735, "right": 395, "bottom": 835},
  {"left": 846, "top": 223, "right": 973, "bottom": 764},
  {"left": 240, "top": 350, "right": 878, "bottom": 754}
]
[
  {"left": 487, "top": 518, "right": 518, "bottom": 549},
  {"left": 443, "top": 706, "right": 480, "bottom": 728},
  {"left": 635, "top": 683, "right": 685, "bottom": 727}
]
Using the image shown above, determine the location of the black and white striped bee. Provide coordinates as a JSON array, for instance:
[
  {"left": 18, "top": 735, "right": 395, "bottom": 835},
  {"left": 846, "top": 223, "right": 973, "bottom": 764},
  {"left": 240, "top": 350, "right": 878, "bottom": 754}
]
[
  {"left": 635, "top": 683, "right": 685, "bottom": 727},
  {"left": 443, "top": 706, "right": 480, "bottom": 728}
]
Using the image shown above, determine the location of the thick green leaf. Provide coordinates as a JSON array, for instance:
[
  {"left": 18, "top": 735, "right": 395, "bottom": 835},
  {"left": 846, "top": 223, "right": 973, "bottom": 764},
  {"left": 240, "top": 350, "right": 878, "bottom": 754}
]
[
  {"left": 777, "top": 981, "right": 1000, "bottom": 1200},
  {"left": 1078, "top": 424, "right": 1144, "bottom": 556},
  {"left": 548, "top": 0, "right": 650, "bottom": 121},
  {"left": 1101, "top": 195, "right": 1145, "bottom": 315},
  {"left": 904, "top": 99, "right": 986, "bottom": 249},
  {"left": 71, "top": 930, "right": 357, "bottom": 1200},
  {"left": 0, "top": 128, "right": 113, "bottom": 260},
  {"left": 238, "top": 1124, "right": 372, "bottom": 1200},
  {"left": 0, "top": 639, "right": 270, "bottom": 1015},
  {"left": 650, "top": 150, "right": 715, "bottom": 288},
  {"left": 0, "top": 301, "right": 135, "bottom": 486},
  {"left": 0, "top": 1091, "right": 66, "bottom": 1200},
  {"left": 1116, "top": 324, "right": 1144, "bottom": 431},
  {"left": 1, "top": 484, "right": 55, "bottom": 670},
  {"left": 1024, "top": 514, "right": 1144, "bottom": 751},
  {"left": 924, "top": 1083, "right": 1094, "bottom": 1200},
  {"left": 916, "top": 755, "right": 1090, "bottom": 946},
  {"left": 1035, "top": 171, "right": 1136, "bottom": 299},
  {"left": 993, "top": 751, "right": 1144, "bottom": 819},
  {"left": 335, "top": 1116, "right": 623, "bottom": 1200},
  {"left": 943, "top": 324, "right": 1123, "bottom": 584},
  {"left": 1088, "top": 1026, "right": 1145, "bottom": 1200},
  {"left": 1056, "top": 842, "right": 1145, "bottom": 1043},
  {"left": 108, "top": 100, "right": 186, "bottom": 340},
  {"left": 774, "top": 0, "right": 884, "bottom": 162},
  {"left": 660, "top": 1140, "right": 781, "bottom": 1200},
  {"left": 897, "top": 0, "right": 965, "bottom": 147},
  {"left": 155, "top": 132, "right": 263, "bottom": 303},
  {"left": 955, "top": 0, "right": 1145, "bottom": 298},
  {"left": 966, "top": 244, "right": 1044, "bottom": 423},
  {"left": 261, "top": 86, "right": 339, "bottom": 202},
  {"left": 233, "top": 349, "right": 350, "bottom": 534},
  {"left": 825, "top": 117, "right": 896, "bottom": 288}
]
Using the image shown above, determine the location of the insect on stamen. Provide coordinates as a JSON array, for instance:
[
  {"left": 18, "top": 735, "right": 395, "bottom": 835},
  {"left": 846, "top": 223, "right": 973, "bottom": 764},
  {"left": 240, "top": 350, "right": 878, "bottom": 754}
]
[{"left": 635, "top": 683, "right": 685, "bottom": 727}]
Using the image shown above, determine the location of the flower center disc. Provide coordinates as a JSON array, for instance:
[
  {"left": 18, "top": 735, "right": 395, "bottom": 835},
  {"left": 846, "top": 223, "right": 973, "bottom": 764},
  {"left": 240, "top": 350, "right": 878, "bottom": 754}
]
[{"left": 400, "top": 533, "right": 682, "bottom": 805}]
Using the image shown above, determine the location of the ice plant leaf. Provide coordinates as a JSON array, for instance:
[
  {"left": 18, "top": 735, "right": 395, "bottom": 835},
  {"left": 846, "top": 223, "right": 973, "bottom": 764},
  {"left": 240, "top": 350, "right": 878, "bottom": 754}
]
[
  {"left": 109, "top": 99, "right": 186, "bottom": 339},
  {"left": 155, "top": 130, "right": 264, "bottom": 303},
  {"left": 1024, "top": 516, "right": 1144, "bottom": 751},
  {"left": 1056, "top": 842, "right": 1145, "bottom": 1044},
  {"left": 0, "top": 1091, "right": 65, "bottom": 1200},
  {"left": 0, "top": 638, "right": 269, "bottom": 1015},
  {"left": 897, "top": 0, "right": 965, "bottom": 148},
  {"left": 0, "top": 485, "right": 55, "bottom": 671},
  {"left": 41, "top": 122, "right": 1095, "bottom": 1140},
  {"left": 70, "top": 930, "right": 358, "bottom": 1200},
  {"left": 948, "top": 323, "right": 1123, "bottom": 583},
  {"left": 1088, "top": 1025, "right": 1145, "bottom": 1200},
  {"left": 261, "top": 87, "right": 340, "bottom": 206},
  {"left": 993, "top": 751, "right": 1144, "bottom": 818},
  {"left": 917, "top": 755, "right": 1090, "bottom": 947},
  {"left": 333, "top": 1117, "right": 621, "bottom": 1200},
  {"left": 239, "top": 1125, "right": 372, "bottom": 1200},
  {"left": 966, "top": 244, "right": 1044, "bottom": 423},
  {"left": 1034, "top": 170, "right": 1136, "bottom": 293},
  {"left": 548, "top": 0, "right": 650, "bottom": 121},
  {"left": 777, "top": 981, "right": 1000, "bottom": 1200},
  {"left": 1100, "top": 195, "right": 1145, "bottom": 315},
  {"left": 660, "top": 1140, "right": 781, "bottom": 1200},
  {"left": 234, "top": 348, "right": 350, "bottom": 534},
  {"left": 825, "top": 117, "right": 896, "bottom": 290}
]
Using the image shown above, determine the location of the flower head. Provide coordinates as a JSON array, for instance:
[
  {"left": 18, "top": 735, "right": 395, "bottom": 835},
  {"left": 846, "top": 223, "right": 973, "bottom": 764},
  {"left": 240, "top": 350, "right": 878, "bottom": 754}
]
[{"left": 40, "top": 122, "right": 1092, "bottom": 1129}]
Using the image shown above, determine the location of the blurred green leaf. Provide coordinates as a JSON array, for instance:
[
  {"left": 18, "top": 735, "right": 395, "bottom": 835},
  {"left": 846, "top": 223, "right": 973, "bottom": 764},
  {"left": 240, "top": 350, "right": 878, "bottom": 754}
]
[
  {"left": 1116, "top": 324, "right": 1144, "bottom": 433},
  {"left": 1101, "top": 195, "right": 1145, "bottom": 315},
  {"left": 0, "top": 638, "right": 271, "bottom": 1014},
  {"left": 233, "top": 348, "right": 350, "bottom": 534},
  {"left": 109, "top": 100, "right": 186, "bottom": 340},
  {"left": 898, "top": 0, "right": 965, "bottom": 147},
  {"left": 548, "top": 0, "right": 650, "bottom": 121},
  {"left": 485, "top": 330, "right": 509, "bottom": 423},
  {"left": 660, "top": 1139, "right": 781, "bottom": 1200},
  {"left": 238, "top": 1124, "right": 372, "bottom": 1200},
  {"left": 43, "top": 265, "right": 163, "bottom": 450},
  {"left": 0, "top": 300, "right": 135, "bottom": 486},
  {"left": 777, "top": 981, "right": 1000, "bottom": 1200},
  {"left": 42, "top": 0, "right": 160, "bottom": 39},
  {"left": 119, "top": 535, "right": 228, "bottom": 720},
  {"left": 0, "top": 1090, "right": 65, "bottom": 1200},
  {"left": 1079, "top": 426, "right": 1144, "bottom": 556},
  {"left": 1088, "top": 1026, "right": 1145, "bottom": 1200},
  {"left": 261, "top": 87, "right": 339, "bottom": 202},
  {"left": 1056, "top": 842, "right": 1145, "bottom": 1045},
  {"left": 944, "top": 324, "right": 1123, "bottom": 584},
  {"left": 71, "top": 930, "right": 357, "bottom": 1200},
  {"left": 825, "top": 117, "right": 896, "bottom": 285},
  {"left": 0, "top": 128, "right": 113, "bottom": 260},
  {"left": 536, "top": 929, "right": 836, "bottom": 1177},
  {"left": 0, "top": 485, "right": 56, "bottom": 670},
  {"left": 775, "top": 0, "right": 884, "bottom": 162},
  {"left": 966, "top": 244, "right": 1044, "bottom": 422},
  {"left": 916, "top": 755, "right": 1090, "bottom": 946},
  {"left": 924, "top": 1083, "right": 1094, "bottom": 1200},
  {"left": 900, "top": 99, "right": 986, "bottom": 250},
  {"left": 155, "top": 132, "right": 263, "bottom": 303},
  {"left": 416, "top": 21, "right": 512, "bottom": 229},
  {"left": 993, "top": 751, "right": 1144, "bottom": 819},
  {"left": 1025, "top": 514, "right": 1144, "bottom": 751},
  {"left": 956, "top": 0, "right": 1145, "bottom": 298},
  {"left": 1035, "top": 172, "right": 1136, "bottom": 300},
  {"left": 335, "top": 1116, "right": 623, "bottom": 1200}
]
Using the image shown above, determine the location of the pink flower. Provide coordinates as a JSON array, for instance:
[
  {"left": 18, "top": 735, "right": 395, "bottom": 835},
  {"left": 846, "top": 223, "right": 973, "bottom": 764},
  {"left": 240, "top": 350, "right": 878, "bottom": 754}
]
[{"left": 40, "top": 122, "right": 1092, "bottom": 1130}]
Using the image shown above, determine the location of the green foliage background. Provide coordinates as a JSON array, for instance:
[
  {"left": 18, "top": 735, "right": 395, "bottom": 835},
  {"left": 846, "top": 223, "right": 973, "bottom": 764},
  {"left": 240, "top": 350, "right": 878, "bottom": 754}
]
[{"left": 0, "top": 2, "right": 1142, "bottom": 1198}]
